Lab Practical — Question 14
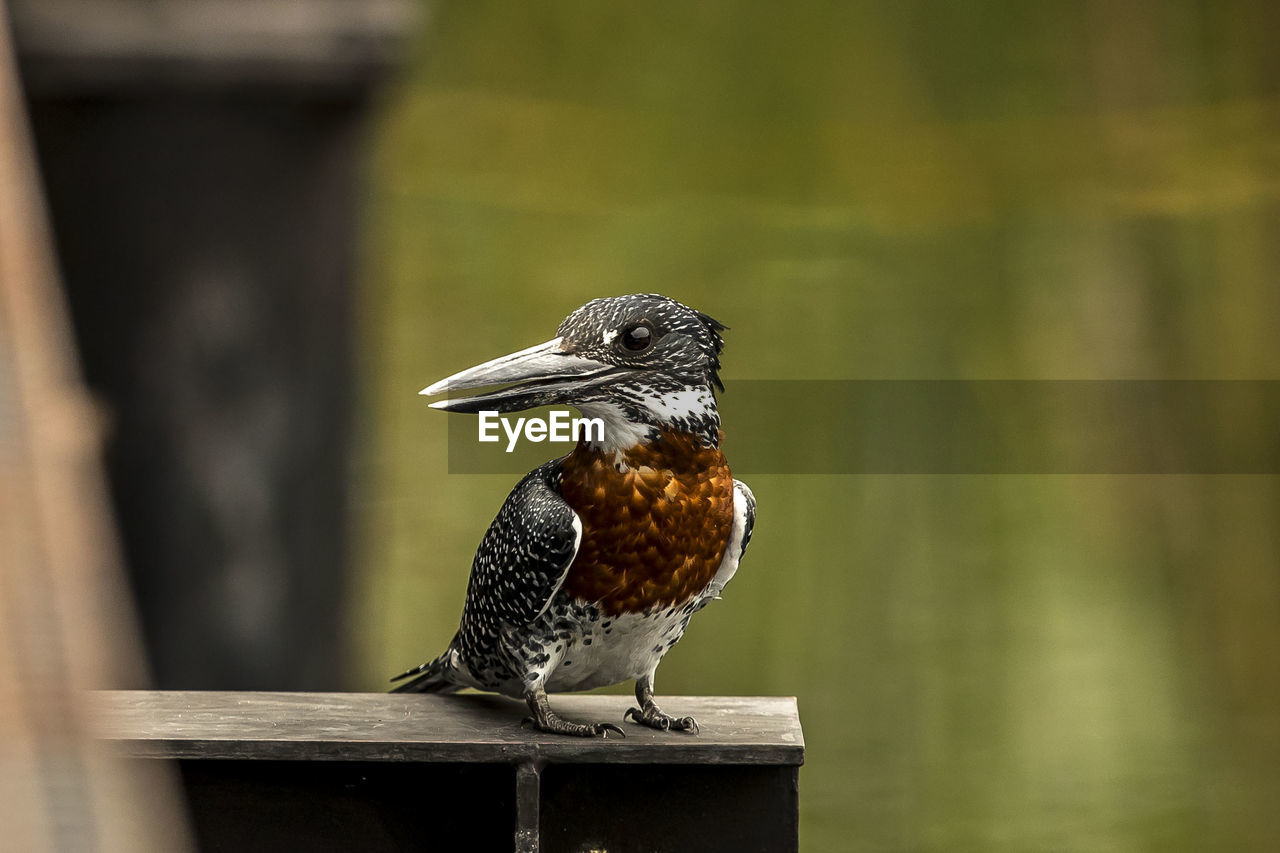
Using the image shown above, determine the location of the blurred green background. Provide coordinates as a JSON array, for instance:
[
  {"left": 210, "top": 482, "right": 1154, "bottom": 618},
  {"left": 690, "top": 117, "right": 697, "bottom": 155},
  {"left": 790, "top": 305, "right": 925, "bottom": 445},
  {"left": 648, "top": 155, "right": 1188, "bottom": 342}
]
[{"left": 350, "top": 2, "right": 1280, "bottom": 849}]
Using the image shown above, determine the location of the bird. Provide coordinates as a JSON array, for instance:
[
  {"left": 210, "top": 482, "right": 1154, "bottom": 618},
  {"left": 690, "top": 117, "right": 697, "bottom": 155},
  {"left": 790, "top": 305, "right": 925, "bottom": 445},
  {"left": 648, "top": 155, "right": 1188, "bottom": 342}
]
[{"left": 391, "top": 294, "right": 755, "bottom": 737}]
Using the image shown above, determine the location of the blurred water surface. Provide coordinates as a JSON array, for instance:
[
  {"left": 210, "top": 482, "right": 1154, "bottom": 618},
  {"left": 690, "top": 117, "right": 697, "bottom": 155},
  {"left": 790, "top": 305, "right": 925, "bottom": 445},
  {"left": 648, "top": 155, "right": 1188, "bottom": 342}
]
[{"left": 352, "top": 2, "right": 1280, "bottom": 849}]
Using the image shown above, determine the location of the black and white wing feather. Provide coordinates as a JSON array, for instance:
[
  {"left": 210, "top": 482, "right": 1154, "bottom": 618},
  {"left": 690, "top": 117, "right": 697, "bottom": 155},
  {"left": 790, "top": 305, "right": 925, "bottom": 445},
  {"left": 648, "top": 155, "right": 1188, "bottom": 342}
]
[
  {"left": 392, "top": 461, "right": 581, "bottom": 692},
  {"left": 460, "top": 461, "right": 582, "bottom": 637}
]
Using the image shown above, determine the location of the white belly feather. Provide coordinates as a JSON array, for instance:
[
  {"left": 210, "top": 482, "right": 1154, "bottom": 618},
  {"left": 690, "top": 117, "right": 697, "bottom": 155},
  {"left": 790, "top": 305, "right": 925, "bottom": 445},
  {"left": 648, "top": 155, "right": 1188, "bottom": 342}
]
[{"left": 545, "top": 606, "right": 695, "bottom": 692}]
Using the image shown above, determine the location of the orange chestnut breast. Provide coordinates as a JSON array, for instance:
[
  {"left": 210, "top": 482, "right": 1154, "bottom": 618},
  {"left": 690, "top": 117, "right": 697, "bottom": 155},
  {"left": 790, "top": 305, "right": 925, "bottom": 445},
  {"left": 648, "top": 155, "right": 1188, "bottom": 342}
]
[{"left": 559, "top": 431, "right": 735, "bottom": 617}]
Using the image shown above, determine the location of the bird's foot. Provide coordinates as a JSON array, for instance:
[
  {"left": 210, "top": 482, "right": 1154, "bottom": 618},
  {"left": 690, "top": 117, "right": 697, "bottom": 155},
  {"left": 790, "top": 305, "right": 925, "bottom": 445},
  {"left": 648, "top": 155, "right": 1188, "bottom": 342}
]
[
  {"left": 522, "top": 714, "right": 625, "bottom": 738},
  {"left": 624, "top": 702, "right": 699, "bottom": 734}
]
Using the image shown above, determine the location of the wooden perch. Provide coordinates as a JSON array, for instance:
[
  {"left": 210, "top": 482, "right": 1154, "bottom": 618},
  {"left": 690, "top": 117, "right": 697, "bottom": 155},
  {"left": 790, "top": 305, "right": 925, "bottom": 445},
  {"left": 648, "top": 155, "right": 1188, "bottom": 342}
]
[{"left": 95, "top": 690, "right": 804, "bottom": 853}]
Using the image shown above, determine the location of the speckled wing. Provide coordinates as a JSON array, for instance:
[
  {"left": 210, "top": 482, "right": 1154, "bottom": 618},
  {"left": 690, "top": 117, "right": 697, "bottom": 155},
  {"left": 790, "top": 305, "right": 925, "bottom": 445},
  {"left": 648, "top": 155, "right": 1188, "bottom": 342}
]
[
  {"left": 459, "top": 461, "right": 584, "bottom": 643},
  {"left": 391, "top": 460, "right": 583, "bottom": 693}
]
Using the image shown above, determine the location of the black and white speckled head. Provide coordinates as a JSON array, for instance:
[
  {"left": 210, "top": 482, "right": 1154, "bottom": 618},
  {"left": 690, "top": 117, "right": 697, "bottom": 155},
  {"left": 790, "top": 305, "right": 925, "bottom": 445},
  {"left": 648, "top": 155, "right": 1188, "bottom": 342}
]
[
  {"left": 421, "top": 294, "right": 728, "bottom": 450},
  {"left": 555, "top": 294, "right": 725, "bottom": 392}
]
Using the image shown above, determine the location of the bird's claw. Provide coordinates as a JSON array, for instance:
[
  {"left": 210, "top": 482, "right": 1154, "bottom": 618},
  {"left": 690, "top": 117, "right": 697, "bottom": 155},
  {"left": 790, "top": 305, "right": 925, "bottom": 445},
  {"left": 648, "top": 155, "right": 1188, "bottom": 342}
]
[
  {"left": 625, "top": 705, "right": 699, "bottom": 734},
  {"left": 524, "top": 714, "right": 625, "bottom": 738},
  {"left": 674, "top": 715, "right": 699, "bottom": 734},
  {"left": 623, "top": 706, "right": 657, "bottom": 728}
]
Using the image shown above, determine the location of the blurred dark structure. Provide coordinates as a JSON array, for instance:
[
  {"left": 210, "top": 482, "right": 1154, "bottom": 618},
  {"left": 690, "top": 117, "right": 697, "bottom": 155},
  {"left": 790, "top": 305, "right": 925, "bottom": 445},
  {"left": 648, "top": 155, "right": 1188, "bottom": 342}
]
[{"left": 10, "top": 0, "right": 413, "bottom": 689}]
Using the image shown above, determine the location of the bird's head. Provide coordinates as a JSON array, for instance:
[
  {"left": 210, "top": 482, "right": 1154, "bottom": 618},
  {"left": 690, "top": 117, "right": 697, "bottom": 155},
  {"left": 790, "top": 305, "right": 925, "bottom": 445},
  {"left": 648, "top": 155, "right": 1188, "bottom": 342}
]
[{"left": 421, "top": 294, "right": 727, "bottom": 450}]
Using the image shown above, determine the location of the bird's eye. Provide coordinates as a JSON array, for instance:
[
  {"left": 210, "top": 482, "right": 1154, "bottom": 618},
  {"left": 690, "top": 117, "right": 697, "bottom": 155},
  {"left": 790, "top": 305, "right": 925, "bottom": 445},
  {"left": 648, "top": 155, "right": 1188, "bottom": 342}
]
[{"left": 620, "top": 323, "right": 653, "bottom": 352}]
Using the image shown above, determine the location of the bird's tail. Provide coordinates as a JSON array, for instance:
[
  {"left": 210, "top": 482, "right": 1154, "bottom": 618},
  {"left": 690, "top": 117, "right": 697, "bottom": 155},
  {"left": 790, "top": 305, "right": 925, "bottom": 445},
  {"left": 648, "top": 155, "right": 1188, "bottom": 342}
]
[{"left": 389, "top": 646, "right": 465, "bottom": 694}]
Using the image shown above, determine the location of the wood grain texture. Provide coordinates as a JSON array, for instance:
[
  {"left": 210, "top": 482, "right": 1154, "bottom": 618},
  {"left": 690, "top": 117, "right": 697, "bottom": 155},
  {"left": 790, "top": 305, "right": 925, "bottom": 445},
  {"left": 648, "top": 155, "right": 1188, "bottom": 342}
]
[{"left": 91, "top": 691, "right": 805, "bottom": 766}]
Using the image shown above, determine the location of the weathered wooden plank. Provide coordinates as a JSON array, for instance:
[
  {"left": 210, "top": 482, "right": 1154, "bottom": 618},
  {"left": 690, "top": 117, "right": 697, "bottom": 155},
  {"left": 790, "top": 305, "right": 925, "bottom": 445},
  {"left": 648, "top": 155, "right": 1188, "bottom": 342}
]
[{"left": 91, "top": 691, "right": 805, "bottom": 766}]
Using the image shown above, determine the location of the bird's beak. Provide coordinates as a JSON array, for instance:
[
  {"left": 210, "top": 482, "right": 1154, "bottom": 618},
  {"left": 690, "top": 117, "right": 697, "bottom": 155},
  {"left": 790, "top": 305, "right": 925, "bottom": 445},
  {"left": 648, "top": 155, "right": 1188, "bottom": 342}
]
[{"left": 420, "top": 337, "right": 620, "bottom": 414}]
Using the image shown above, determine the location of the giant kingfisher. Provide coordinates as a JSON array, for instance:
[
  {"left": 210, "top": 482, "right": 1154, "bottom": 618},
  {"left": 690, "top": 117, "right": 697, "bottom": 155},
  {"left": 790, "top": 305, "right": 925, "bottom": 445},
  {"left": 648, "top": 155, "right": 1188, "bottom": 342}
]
[{"left": 392, "top": 294, "right": 755, "bottom": 737}]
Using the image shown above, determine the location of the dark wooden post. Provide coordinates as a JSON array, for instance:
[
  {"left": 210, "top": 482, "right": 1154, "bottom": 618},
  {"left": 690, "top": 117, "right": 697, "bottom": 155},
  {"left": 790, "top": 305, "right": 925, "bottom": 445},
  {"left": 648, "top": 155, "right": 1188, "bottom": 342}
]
[
  {"left": 9, "top": 0, "right": 413, "bottom": 689},
  {"left": 94, "top": 691, "right": 805, "bottom": 852}
]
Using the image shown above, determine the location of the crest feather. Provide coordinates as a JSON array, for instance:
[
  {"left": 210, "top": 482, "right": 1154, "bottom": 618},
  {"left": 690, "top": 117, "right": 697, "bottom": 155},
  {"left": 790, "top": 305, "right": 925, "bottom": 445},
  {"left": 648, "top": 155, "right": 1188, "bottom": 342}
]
[{"left": 696, "top": 310, "right": 728, "bottom": 391}]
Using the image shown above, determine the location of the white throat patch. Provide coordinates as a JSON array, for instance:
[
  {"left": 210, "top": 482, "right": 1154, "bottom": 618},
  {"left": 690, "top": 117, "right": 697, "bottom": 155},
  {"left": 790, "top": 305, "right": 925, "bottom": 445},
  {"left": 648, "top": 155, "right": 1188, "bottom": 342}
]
[
  {"left": 575, "top": 386, "right": 717, "bottom": 456},
  {"left": 574, "top": 402, "right": 653, "bottom": 455}
]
